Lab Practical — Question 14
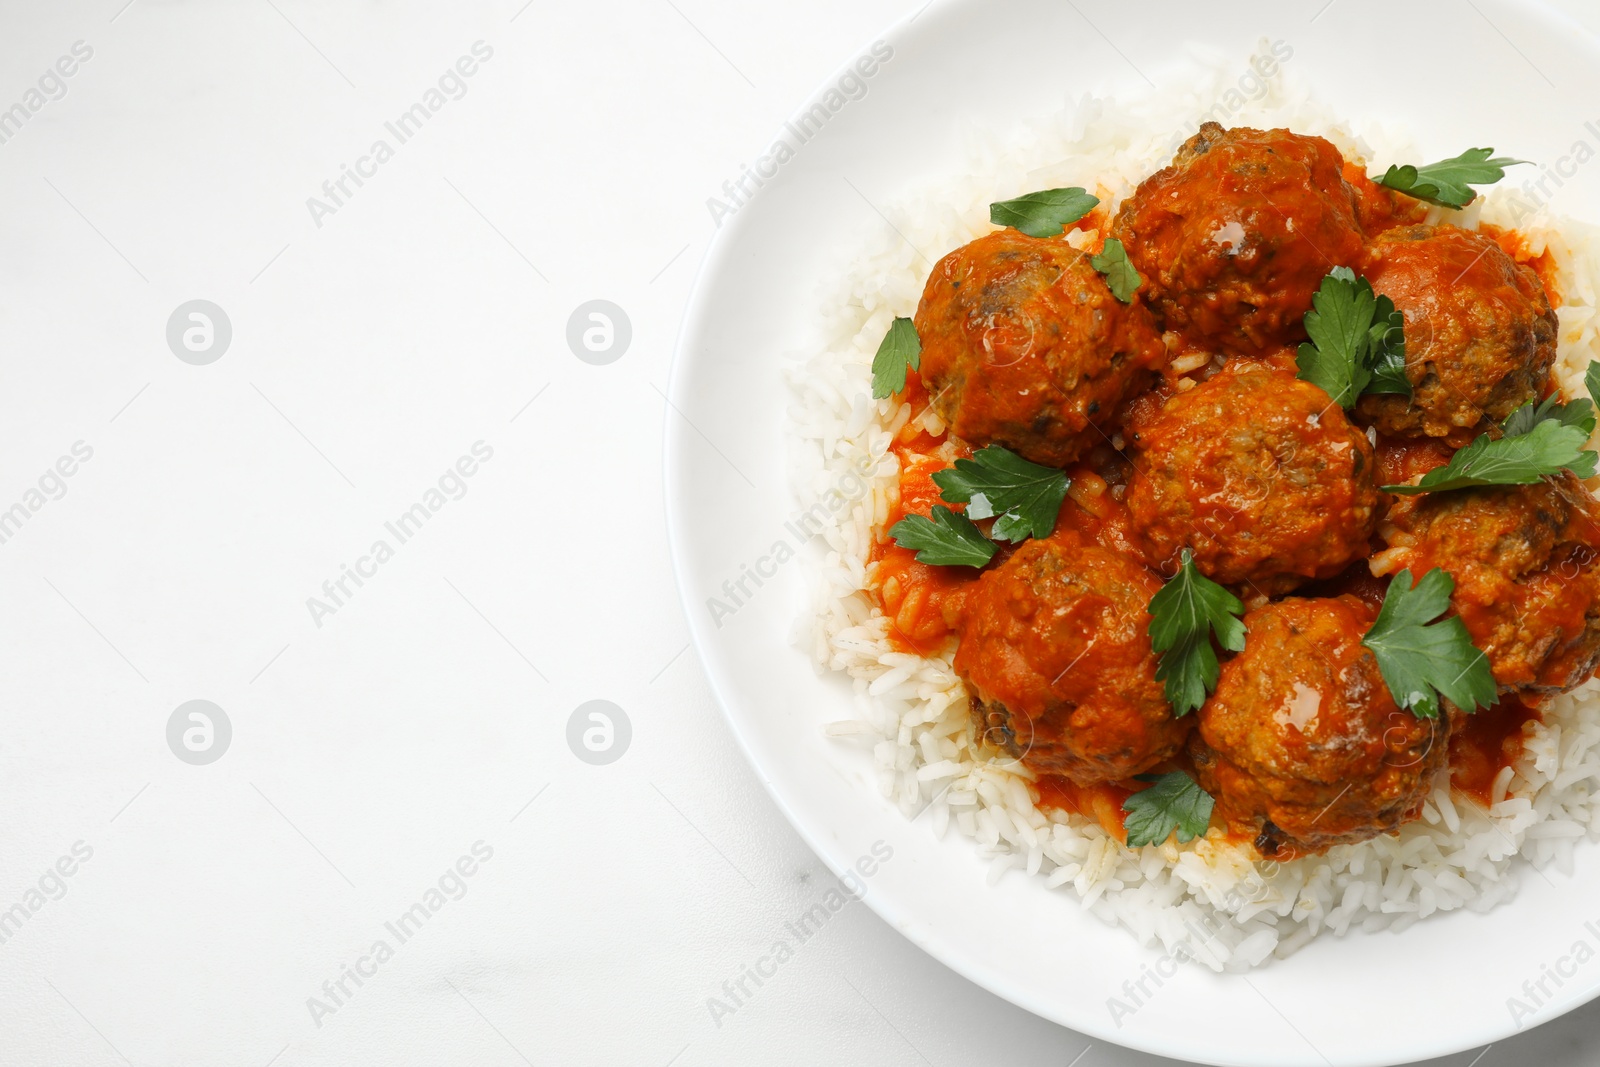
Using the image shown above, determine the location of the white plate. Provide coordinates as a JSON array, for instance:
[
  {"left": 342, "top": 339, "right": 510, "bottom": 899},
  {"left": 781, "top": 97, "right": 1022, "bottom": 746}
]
[{"left": 665, "top": 1, "right": 1600, "bottom": 1063}]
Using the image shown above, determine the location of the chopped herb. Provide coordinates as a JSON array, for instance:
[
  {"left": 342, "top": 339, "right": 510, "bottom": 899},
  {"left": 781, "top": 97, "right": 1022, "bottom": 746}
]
[
  {"left": 871, "top": 317, "right": 922, "bottom": 400},
  {"left": 1091, "top": 238, "right": 1142, "bottom": 303},
  {"left": 989, "top": 187, "right": 1100, "bottom": 238},
  {"left": 1375, "top": 147, "right": 1528, "bottom": 209},
  {"left": 932, "top": 446, "right": 1069, "bottom": 543},
  {"left": 1361, "top": 568, "right": 1497, "bottom": 719},
  {"left": 1501, "top": 393, "right": 1597, "bottom": 438},
  {"left": 888, "top": 505, "right": 996, "bottom": 568},
  {"left": 1295, "top": 267, "right": 1412, "bottom": 405},
  {"left": 1123, "top": 771, "right": 1215, "bottom": 848},
  {"left": 1147, "top": 550, "right": 1247, "bottom": 717},
  {"left": 1383, "top": 418, "right": 1598, "bottom": 495}
]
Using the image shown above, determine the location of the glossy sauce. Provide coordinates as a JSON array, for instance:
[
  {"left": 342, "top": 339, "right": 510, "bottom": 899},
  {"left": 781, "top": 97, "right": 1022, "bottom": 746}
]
[
  {"left": 1450, "top": 696, "right": 1541, "bottom": 807},
  {"left": 1375, "top": 435, "right": 1455, "bottom": 486}
]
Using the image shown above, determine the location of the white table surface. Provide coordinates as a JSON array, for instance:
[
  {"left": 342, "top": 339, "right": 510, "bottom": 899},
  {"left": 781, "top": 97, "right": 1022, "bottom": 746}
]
[{"left": 2, "top": 2, "right": 1597, "bottom": 1065}]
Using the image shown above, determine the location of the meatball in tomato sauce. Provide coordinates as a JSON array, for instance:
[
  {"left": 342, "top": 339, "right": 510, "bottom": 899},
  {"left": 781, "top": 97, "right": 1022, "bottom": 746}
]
[
  {"left": 914, "top": 229, "right": 1167, "bottom": 467},
  {"left": 1357, "top": 225, "right": 1557, "bottom": 443},
  {"left": 1111, "top": 122, "right": 1365, "bottom": 355},
  {"left": 1377, "top": 472, "right": 1600, "bottom": 694},
  {"left": 1123, "top": 360, "right": 1382, "bottom": 595},
  {"left": 954, "top": 533, "right": 1188, "bottom": 785},
  {"left": 1191, "top": 596, "right": 1448, "bottom": 856}
]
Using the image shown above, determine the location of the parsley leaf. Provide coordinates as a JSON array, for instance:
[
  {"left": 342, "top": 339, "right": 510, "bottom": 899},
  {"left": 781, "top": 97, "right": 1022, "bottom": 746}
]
[
  {"left": 932, "top": 446, "right": 1069, "bottom": 543},
  {"left": 1383, "top": 418, "right": 1598, "bottom": 495},
  {"left": 1147, "top": 550, "right": 1247, "bottom": 717},
  {"left": 1502, "top": 393, "right": 1597, "bottom": 438},
  {"left": 1366, "top": 294, "right": 1412, "bottom": 396},
  {"left": 1375, "top": 148, "right": 1528, "bottom": 209},
  {"left": 888, "top": 505, "right": 996, "bottom": 568},
  {"left": 1122, "top": 771, "right": 1215, "bottom": 848},
  {"left": 1362, "top": 568, "right": 1497, "bottom": 719},
  {"left": 1588, "top": 359, "right": 1600, "bottom": 410},
  {"left": 1091, "top": 238, "right": 1142, "bottom": 303},
  {"left": 1296, "top": 267, "right": 1376, "bottom": 406},
  {"left": 871, "top": 317, "right": 922, "bottom": 400},
  {"left": 989, "top": 187, "right": 1099, "bottom": 238}
]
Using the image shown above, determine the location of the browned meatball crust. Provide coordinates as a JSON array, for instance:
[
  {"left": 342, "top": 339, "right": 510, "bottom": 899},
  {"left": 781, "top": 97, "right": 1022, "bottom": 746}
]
[
  {"left": 1191, "top": 596, "right": 1448, "bottom": 856},
  {"left": 954, "top": 533, "right": 1188, "bottom": 784},
  {"left": 1357, "top": 225, "right": 1557, "bottom": 443},
  {"left": 1376, "top": 472, "right": 1600, "bottom": 694},
  {"left": 914, "top": 229, "right": 1167, "bottom": 467},
  {"left": 1123, "top": 360, "right": 1383, "bottom": 595},
  {"left": 1111, "top": 122, "right": 1366, "bottom": 355}
]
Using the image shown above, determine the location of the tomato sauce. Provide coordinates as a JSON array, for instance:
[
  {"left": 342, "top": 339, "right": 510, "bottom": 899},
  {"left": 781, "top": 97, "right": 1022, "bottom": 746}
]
[
  {"left": 869, "top": 376, "right": 976, "bottom": 653},
  {"left": 1375, "top": 435, "right": 1455, "bottom": 487},
  {"left": 1482, "top": 222, "right": 1563, "bottom": 308},
  {"left": 1343, "top": 162, "right": 1428, "bottom": 237},
  {"left": 1034, "top": 774, "right": 1137, "bottom": 838},
  {"left": 1449, "top": 695, "right": 1541, "bottom": 807},
  {"left": 1073, "top": 202, "right": 1112, "bottom": 239}
]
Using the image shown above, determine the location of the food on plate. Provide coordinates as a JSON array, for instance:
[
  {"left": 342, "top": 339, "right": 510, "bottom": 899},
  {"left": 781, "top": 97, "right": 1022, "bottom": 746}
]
[
  {"left": 1123, "top": 358, "right": 1383, "bottom": 594},
  {"left": 880, "top": 125, "right": 1590, "bottom": 856},
  {"left": 1357, "top": 224, "right": 1558, "bottom": 443},
  {"left": 1375, "top": 472, "right": 1600, "bottom": 693},
  {"left": 954, "top": 533, "right": 1189, "bottom": 784},
  {"left": 1189, "top": 595, "right": 1448, "bottom": 857},
  {"left": 801, "top": 75, "right": 1600, "bottom": 969},
  {"left": 1110, "top": 122, "right": 1365, "bottom": 355},
  {"left": 913, "top": 229, "right": 1166, "bottom": 466}
]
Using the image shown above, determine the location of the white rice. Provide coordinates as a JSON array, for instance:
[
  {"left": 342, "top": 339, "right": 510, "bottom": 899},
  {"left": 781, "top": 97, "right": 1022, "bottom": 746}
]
[{"left": 790, "top": 41, "right": 1600, "bottom": 971}]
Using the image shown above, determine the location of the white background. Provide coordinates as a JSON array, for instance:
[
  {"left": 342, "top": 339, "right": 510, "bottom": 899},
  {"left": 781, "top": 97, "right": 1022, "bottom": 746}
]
[{"left": 0, "top": 2, "right": 1597, "bottom": 1065}]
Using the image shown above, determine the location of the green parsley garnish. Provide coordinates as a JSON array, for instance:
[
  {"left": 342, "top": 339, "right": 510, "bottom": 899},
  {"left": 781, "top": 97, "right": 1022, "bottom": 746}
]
[
  {"left": 1296, "top": 267, "right": 1411, "bottom": 407},
  {"left": 1375, "top": 148, "right": 1528, "bottom": 209},
  {"left": 871, "top": 317, "right": 922, "bottom": 400},
  {"left": 989, "top": 187, "right": 1099, "bottom": 239},
  {"left": 1147, "top": 550, "right": 1247, "bottom": 717},
  {"left": 932, "top": 446, "right": 1069, "bottom": 543},
  {"left": 888, "top": 505, "right": 996, "bottom": 568},
  {"left": 1123, "top": 771, "right": 1215, "bottom": 848},
  {"left": 1361, "top": 568, "right": 1497, "bottom": 720},
  {"left": 1499, "top": 363, "right": 1600, "bottom": 440},
  {"left": 1383, "top": 418, "right": 1598, "bottom": 495},
  {"left": 1091, "top": 238, "right": 1141, "bottom": 303},
  {"left": 1365, "top": 293, "right": 1410, "bottom": 396},
  {"left": 1501, "top": 393, "right": 1597, "bottom": 438}
]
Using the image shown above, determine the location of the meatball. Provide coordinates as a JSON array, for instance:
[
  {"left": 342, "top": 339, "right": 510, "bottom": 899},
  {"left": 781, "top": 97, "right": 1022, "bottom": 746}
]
[
  {"left": 914, "top": 229, "right": 1167, "bottom": 467},
  {"left": 1123, "top": 360, "right": 1383, "bottom": 595},
  {"left": 954, "top": 532, "right": 1187, "bottom": 784},
  {"left": 1376, "top": 472, "right": 1600, "bottom": 693},
  {"left": 1190, "top": 596, "right": 1448, "bottom": 856},
  {"left": 1356, "top": 225, "right": 1557, "bottom": 443},
  {"left": 1110, "top": 123, "right": 1365, "bottom": 355}
]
